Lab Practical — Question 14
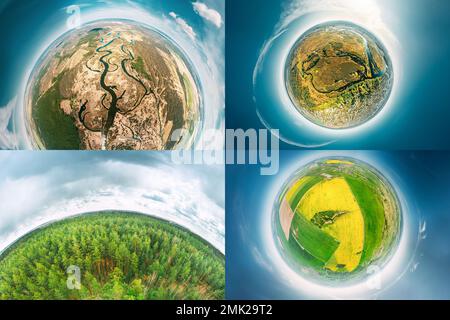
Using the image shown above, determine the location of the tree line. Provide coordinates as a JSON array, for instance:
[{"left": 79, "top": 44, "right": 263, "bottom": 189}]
[{"left": 0, "top": 212, "right": 225, "bottom": 300}]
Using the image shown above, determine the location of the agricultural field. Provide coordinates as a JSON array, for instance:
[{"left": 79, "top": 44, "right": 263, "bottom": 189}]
[
  {"left": 26, "top": 20, "right": 201, "bottom": 150},
  {"left": 0, "top": 211, "right": 224, "bottom": 300},
  {"left": 275, "top": 158, "right": 401, "bottom": 282},
  {"left": 285, "top": 22, "right": 393, "bottom": 129}
]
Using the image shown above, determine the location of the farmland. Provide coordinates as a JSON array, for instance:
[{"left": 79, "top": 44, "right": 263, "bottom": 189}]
[{"left": 274, "top": 158, "right": 401, "bottom": 282}]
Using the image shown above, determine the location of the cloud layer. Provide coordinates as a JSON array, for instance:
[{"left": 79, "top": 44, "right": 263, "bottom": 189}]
[
  {"left": 169, "top": 11, "right": 197, "bottom": 40},
  {"left": 0, "top": 152, "right": 224, "bottom": 253},
  {"left": 1, "top": 1, "right": 224, "bottom": 150},
  {"left": 193, "top": 2, "right": 223, "bottom": 28},
  {"left": 0, "top": 97, "right": 17, "bottom": 149}
]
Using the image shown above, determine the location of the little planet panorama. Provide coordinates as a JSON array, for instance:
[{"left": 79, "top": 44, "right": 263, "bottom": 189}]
[
  {"left": 285, "top": 21, "right": 393, "bottom": 129},
  {"left": 25, "top": 19, "right": 201, "bottom": 150},
  {"left": 273, "top": 158, "right": 402, "bottom": 284}
]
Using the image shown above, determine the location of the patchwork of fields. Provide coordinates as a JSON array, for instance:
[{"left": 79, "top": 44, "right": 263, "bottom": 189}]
[{"left": 276, "top": 158, "right": 401, "bottom": 281}]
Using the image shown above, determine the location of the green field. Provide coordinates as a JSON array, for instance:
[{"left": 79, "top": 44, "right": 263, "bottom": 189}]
[
  {"left": 344, "top": 175, "right": 385, "bottom": 265},
  {"left": 289, "top": 213, "right": 340, "bottom": 264},
  {"left": 131, "top": 56, "right": 151, "bottom": 80},
  {"left": 0, "top": 212, "right": 224, "bottom": 300},
  {"left": 32, "top": 73, "right": 81, "bottom": 149},
  {"left": 275, "top": 158, "right": 401, "bottom": 281}
]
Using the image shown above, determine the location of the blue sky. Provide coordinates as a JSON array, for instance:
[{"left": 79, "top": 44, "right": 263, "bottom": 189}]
[
  {"left": 1, "top": 0, "right": 450, "bottom": 301},
  {"left": 0, "top": 0, "right": 224, "bottom": 149},
  {"left": 226, "top": 151, "right": 450, "bottom": 299},
  {"left": 227, "top": 0, "right": 450, "bottom": 149},
  {"left": 0, "top": 151, "right": 225, "bottom": 253}
]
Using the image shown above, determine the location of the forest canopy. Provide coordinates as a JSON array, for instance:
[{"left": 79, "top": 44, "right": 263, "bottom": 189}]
[{"left": 0, "top": 211, "right": 224, "bottom": 300}]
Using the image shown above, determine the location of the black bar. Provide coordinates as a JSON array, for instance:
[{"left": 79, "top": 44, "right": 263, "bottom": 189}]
[{"left": 0, "top": 300, "right": 448, "bottom": 318}]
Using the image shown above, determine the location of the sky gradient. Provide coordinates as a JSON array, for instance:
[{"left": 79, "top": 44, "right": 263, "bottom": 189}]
[
  {"left": 227, "top": 151, "right": 450, "bottom": 299},
  {"left": 0, "top": 151, "right": 225, "bottom": 254}
]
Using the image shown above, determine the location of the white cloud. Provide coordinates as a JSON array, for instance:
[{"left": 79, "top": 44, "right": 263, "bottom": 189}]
[
  {"left": 0, "top": 155, "right": 224, "bottom": 253},
  {"left": 192, "top": 2, "right": 223, "bottom": 28},
  {"left": 277, "top": 0, "right": 395, "bottom": 42},
  {"left": 10, "top": 4, "right": 224, "bottom": 151},
  {"left": 0, "top": 97, "right": 18, "bottom": 149},
  {"left": 0, "top": 175, "right": 50, "bottom": 234},
  {"left": 169, "top": 12, "right": 196, "bottom": 41}
]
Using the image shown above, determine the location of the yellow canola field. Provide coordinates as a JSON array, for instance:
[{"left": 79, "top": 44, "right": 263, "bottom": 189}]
[
  {"left": 296, "top": 177, "right": 364, "bottom": 272},
  {"left": 283, "top": 176, "right": 310, "bottom": 204},
  {"left": 325, "top": 159, "right": 354, "bottom": 165}
]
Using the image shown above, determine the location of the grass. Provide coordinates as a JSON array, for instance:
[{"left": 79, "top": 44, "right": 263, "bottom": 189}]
[
  {"left": 289, "top": 212, "right": 339, "bottom": 264},
  {"left": 131, "top": 56, "right": 151, "bottom": 80},
  {"left": 164, "top": 86, "right": 184, "bottom": 149},
  {"left": 287, "top": 236, "right": 325, "bottom": 269},
  {"left": 344, "top": 175, "right": 385, "bottom": 266},
  {"left": 32, "top": 73, "right": 81, "bottom": 149},
  {"left": 275, "top": 216, "right": 324, "bottom": 269},
  {"left": 310, "top": 77, "right": 384, "bottom": 112},
  {"left": 76, "top": 31, "right": 100, "bottom": 48}
]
